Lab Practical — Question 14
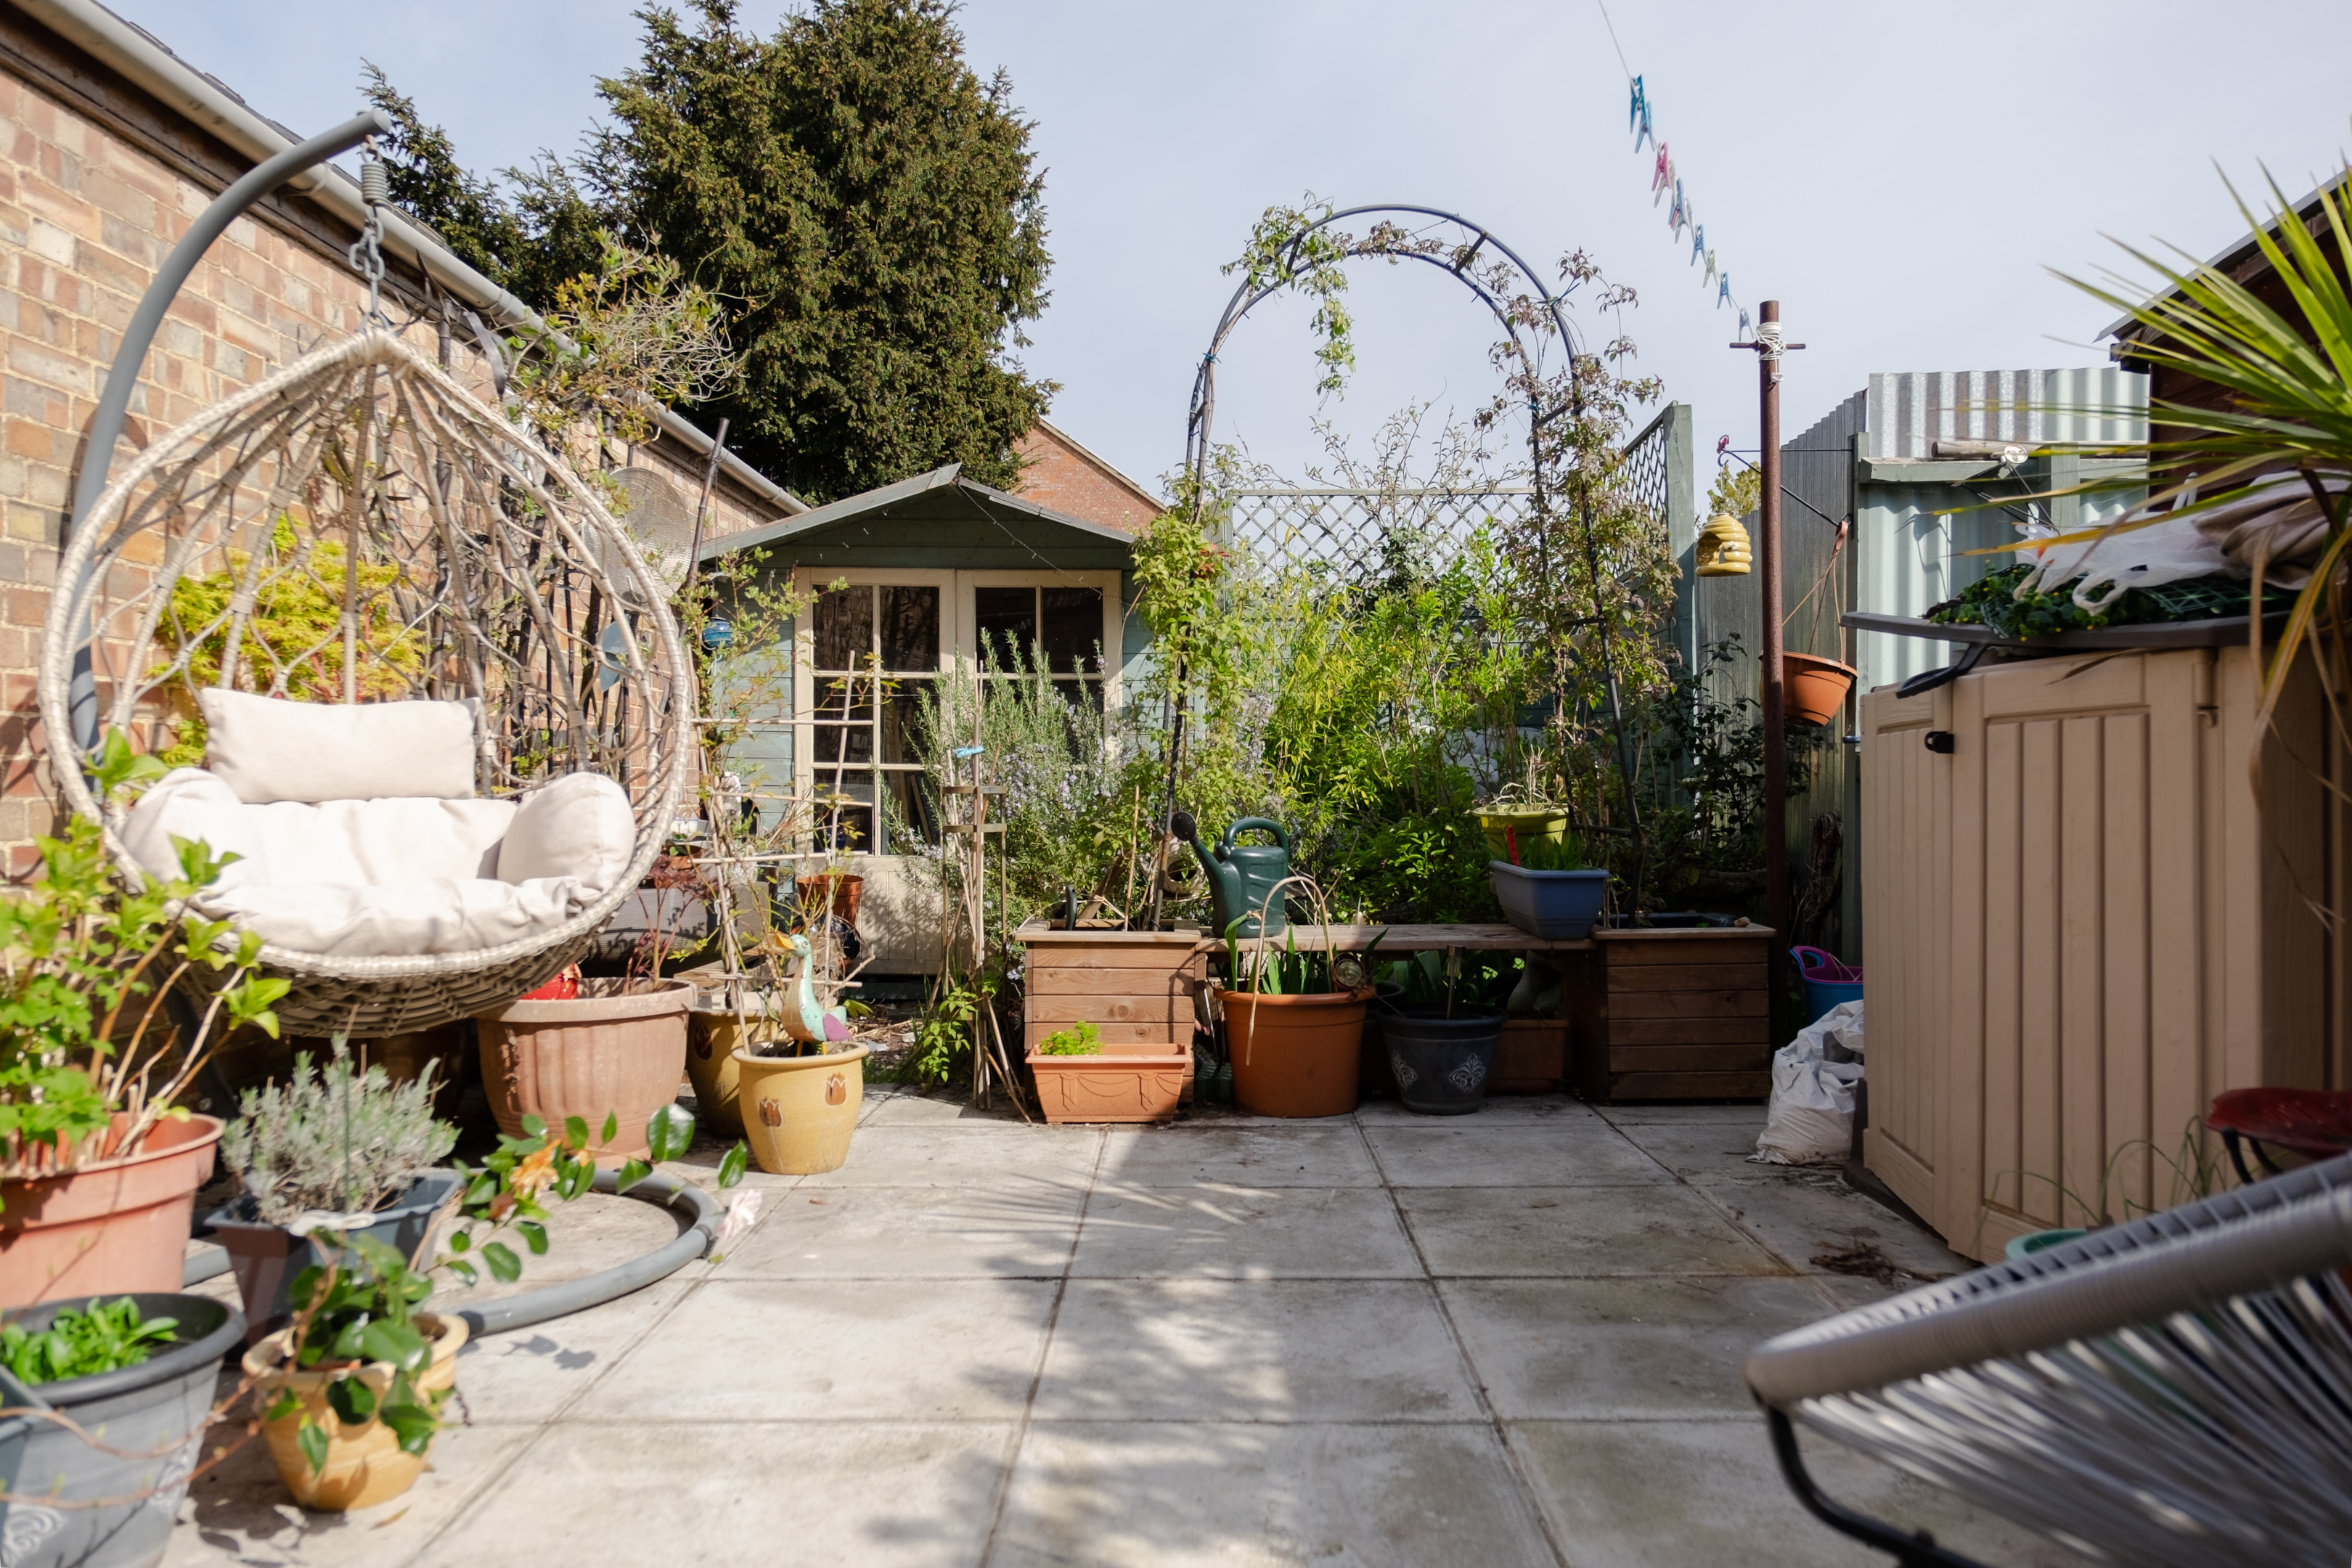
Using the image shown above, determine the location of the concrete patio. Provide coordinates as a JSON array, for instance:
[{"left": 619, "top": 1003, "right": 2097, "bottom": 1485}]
[{"left": 168, "top": 1090, "right": 2077, "bottom": 1567}]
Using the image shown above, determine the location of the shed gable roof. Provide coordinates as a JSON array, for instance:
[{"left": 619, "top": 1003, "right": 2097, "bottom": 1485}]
[{"left": 697, "top": 464, "right": 1138, "bottom": 569}]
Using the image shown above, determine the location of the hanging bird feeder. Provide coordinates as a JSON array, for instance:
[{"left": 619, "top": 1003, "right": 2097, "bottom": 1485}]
[{"left": 1696, "top": 513, "right": 1753, "bottom": 576}]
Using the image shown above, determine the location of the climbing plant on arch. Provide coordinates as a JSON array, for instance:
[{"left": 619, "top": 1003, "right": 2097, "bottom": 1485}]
[{"left": 1161, "top": 199, "right": 1676, "bottom": 916}]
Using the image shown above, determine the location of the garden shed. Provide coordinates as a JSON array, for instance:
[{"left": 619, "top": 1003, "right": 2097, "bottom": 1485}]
[{"left": 696, "top": 463, "right": 1151, "bottom": 976}]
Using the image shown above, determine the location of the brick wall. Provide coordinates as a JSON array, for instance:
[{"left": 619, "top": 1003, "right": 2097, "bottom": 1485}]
[{"left": 1012, "top": 422, "right": 1160, "bottom": 533}]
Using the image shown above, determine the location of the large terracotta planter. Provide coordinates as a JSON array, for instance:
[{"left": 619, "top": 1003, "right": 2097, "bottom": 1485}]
[
  {"left": 1218, "top": 990, "right": 1368, "bottom": 1119},
  {"left": 1783, "top": 652, "right": 1858, "bottom": 727},
  {"left": 795, "top": 872, "right": 864, "bottom": 928},
  {"left": 245, "top": 1311, "right": 467, "bottom": 1511},
  {"left": 1, "top": 1114, "right": 222, "bottom": 1309},
  {"left": 1027, "top": 1042, "right": 1188, "bottom": 1124},
  {"left": 477, "top": 978, "right": 691, "bottom": 1164},
  {"left": 735, "top": 1045, "right": 868, "bottom": 1175}
]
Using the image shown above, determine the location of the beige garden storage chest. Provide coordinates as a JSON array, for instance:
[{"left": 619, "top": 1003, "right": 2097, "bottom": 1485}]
[{"left": 1859, "top": 645, "right": 2337, "bottom": 1259}]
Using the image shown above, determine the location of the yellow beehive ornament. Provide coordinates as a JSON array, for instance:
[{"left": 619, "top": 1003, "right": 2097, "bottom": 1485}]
[{"left": 1696, "top": 513, "right": 1752, "bottom": 576}]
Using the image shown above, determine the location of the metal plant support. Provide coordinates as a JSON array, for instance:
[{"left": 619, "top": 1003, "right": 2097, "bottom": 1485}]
[{"left": 1156, "top": 205, "right": 1651, "bottom": 926}]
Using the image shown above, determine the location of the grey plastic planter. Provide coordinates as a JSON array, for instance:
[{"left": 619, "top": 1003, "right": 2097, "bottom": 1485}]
[
  {"left": 0, "top": 1292, "right": 242, "bottom": 1568},
  {"left": 1384, "top": 1008, "right": 1508, "bottom": 1115},
  {"left": 205, "top": 1169, "right": 463, "bottom": 1344},
  {"left": 1488, "top": 862, "right": 1609, "bottom": 939}
]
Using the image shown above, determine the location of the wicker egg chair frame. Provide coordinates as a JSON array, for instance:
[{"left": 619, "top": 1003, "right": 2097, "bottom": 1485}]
[{"left": 39, "top": 327, "right": 694, "bottom": 1037}]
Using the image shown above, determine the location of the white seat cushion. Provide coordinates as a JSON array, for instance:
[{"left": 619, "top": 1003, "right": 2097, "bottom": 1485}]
[
  {"left": 121, "top": 765, "right": 636, "bottom": 960},
  {"left": 197, "top": 690, "right": 479, "bottom": 804}
]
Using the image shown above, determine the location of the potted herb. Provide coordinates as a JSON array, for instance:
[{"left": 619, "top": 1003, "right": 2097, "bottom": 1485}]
[
  {"left": 210, "top": 1044, "right": 463, "bottom": 1344},
  {"left": 1026, "top": 1020, "right": 1188, "bottom": 1125},
  {"left": 1214, "top": 877, "right": 1370, "bottom": 1119},
  {"left": 1487, "top": 824, "right": 1612, "bottom": 940},
  {"left": 243, "top": 1103, "right": 748, "bottom": 1510},
  {"left": 1376, "top": 950, "right": 1511, "bottom": 1116},
  {"left": 3, "top": 736, "right": 290, "bottom": 1309},
  {"left": 0, "top": 1291, "right": 243, "bottom": 1568}
]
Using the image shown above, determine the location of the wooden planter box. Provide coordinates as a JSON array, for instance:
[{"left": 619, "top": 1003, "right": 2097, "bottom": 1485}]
[
  {"left": 1492, "top": 1019, "right": 1571, "bottom": 1093},
  {"left": 1016, "top": 923, "right": 1206, "bottom": 1101},
  {"left": 1569, "top": 927, "right": 1773, "bottom": 1102}
]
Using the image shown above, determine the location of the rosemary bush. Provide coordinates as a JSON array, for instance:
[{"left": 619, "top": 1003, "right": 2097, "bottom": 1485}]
[{"left": 221, "top": 1047, "right": 456, "bottom": 1223}]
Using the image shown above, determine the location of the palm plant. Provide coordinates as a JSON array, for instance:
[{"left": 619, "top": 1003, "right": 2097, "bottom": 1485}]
[{"left": 2052, "top": 165, "right": 2352, "bottom": 757}]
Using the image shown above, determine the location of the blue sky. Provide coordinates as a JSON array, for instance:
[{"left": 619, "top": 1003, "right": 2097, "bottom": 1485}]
[{"left": 117, "top": 1, "right": 2352, "bottom": 497}]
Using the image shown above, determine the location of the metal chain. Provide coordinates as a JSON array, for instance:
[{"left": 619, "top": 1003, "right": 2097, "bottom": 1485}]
[{"left": 346, "top": 143, "right": 390, "bottom": 327}]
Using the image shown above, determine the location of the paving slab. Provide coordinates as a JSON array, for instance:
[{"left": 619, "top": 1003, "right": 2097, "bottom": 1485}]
[
  {"left": 168, "top": 1416, "right": 538, "bottom": 1568},
  {"left": 864, "top": 1085, "right": 1036, "bottom": 1127},
  {"left": 1355, "top": 1094, "right": 1600, "bottom": 1125},
  {"left": 445, "top": 1273, "right": 697, "bottom": 1422},
  {"left": 1074, "top": 1185, "right": 1422, "bottom": 1280},
  {"left": 1594, "top": 1102, "right": 1770, "bottom": 1125},
  {"left": 1442, "top": 1276, "right": 1839, "bottom": 1419},
  {"left": 1364, "top": 1122, "right": 1665, "bottom": 1188},
  {"left": 799, "top": 1122, "right": 1105, "bottom": 1188},
  {"left": 573, "top": 1276, "right": 1058, "bottom": 1421},
  {"left": 422, "top": 1188, "right": 690, "bottom": 1301},
  {"left": 1033, "top": 1279, "right": 1482, "bottom": 1422},
  {"left": 1398, "top": 1183, "right": 1793, "bottom": 1278},
  {"left": 990, "top": 1421, "right": 1559, "bottom": 1568},
  {"left": 430, "top": 1420, "right": 1016, "bottom": 1568},
  {"left": 720, "top": 1180, "right": 1087, "bottom": 1279},
  {"left": 1509, "top": 1417, "right": 2082, "bottom": 1568},
  {"left": 1097, "top": 1123, "right": 1382, "bottom": 1188},
  {"left": 1604, "top": 1118, "right": 1779, "bottom": 1182},
  {"left": 1697, "top": 1172, "right": 1967, "bottom": 1284}
]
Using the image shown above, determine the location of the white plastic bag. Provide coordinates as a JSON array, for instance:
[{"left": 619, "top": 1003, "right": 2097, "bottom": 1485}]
[{"left": 1752, "top": 1000, "right": 1866, "bottom": 1165}]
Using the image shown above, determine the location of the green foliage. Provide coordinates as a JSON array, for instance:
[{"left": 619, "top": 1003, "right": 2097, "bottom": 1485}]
[
  {"left": 1378, "top": 947, "right": 1519, "bottom": 1012},
  {"left": 1927, "top": 562, "right": 2292, "bottom": 640},
  {"left": 271, "top": 1104, "right": 747, "bottom": 1469},
  {"left": 220, "top": 1043, "right": 457, "bottom": 1225},
  {"left": 1035, "top": 1021, "right": 1099, "bottom": 1056},
  {"left": 592, "top": 0, "right": 1053, "bottom": 499},
  {"left": 2, "top": 1297, "right": 177, "bottom": 1386},
  {"left": 904, "top": 976, "right": 991, "bottom": 1084},
  {"left": 1704, "top": 460, "right": 1760, "bottom": 520},
  {"left": 1, "top": 750, "right": 287, "bottom": 1177},
  {"left": 1509, "top": 832, "right": 1590, "bottom": 873},
  {"left": 158, "top": 518, "right": 421, "bottom": 766}
]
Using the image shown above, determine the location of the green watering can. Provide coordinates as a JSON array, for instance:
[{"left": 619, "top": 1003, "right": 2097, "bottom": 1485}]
[{"left": 1169, "top": 812, "right": 1291, "bottom": 937}]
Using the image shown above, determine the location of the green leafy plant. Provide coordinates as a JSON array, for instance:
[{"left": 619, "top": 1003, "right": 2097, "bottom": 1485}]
[
  {"left": 219, "top": 1043, "right": 457, "bottom": 1225},
  {"left": 268, "top": 1104, "right": 745, "bottom": 1474},
  {"left": 1035, "top": 1021, "right": 1101, "bottom": 1056},
  {"left": 1507, "top": 831, "right": 1590, "bottom": 873},
  {"left": 2, "top": 1297, "right": 178, "bottom": 1386},
  {"left": 0, "top": 733, "right": 289, "bottom": 1179}
]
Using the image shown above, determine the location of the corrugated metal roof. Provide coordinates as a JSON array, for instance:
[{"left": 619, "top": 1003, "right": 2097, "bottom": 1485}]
[{"left": 1863, "top": 368, "right": 2147, "bottom": 458}]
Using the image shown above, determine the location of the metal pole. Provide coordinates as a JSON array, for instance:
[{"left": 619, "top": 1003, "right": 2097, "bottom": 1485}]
[
  {"left": 65, "top": 108, "right": 389, "bottom": 751},
  {"left": 1758, "top": 301, "right": 1789, "bottom": 947},
  {"left": 680, "top": 415, "right": 730, "bottom": 595}
]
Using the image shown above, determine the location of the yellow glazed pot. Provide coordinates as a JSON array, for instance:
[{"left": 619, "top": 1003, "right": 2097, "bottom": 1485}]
[
  {"left": 734, "top": 1044, "right": 870, "bottom": 1175},
  {"left": 686, "top": 1001, "right": 789, "bottom": 1137},
  {"left": 243, "top": 1312, "right": 467, "bottom": 1511}
]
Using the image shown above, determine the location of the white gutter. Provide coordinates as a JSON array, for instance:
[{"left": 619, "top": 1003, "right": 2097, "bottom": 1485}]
[{"left": 10, "top": 0, "right": 806, "bottom": 518}]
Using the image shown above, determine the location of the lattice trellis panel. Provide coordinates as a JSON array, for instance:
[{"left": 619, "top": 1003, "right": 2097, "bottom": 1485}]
[{"left": 1219, "top": 488, "right": 1535, "bottom": 581}]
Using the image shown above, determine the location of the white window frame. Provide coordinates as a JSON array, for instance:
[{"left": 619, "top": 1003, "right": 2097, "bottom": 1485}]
[{"left": 788, "top": 567, "right": 1124, "bottom": 857}]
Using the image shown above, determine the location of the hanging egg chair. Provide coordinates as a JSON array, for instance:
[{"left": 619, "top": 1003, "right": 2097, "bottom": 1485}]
[{"left": 38, "top": 327, "right": 693, "bottom": 1036}]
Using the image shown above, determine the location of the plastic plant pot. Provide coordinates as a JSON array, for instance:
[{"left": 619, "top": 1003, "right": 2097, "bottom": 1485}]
[
  {"left": 1, "top": 1114, "right": 223, "bottom": 1310},
  {"left": 205, "top": 1169, "right": 465, "bottom": 1345},
  {"left": 2, "top": 1291, "right": 244, "bottom": 1568},
  {"left": 1382, "top": 1008, "right": 1508, "bottom": 1115},
  {"left": 2003, "top": 1228, "right": 2088, "bottom": 1262},
  {"left": 1027, "top": 1042, "right": 1188, "bottom": 1124},
  {"left": 1487, "top": 862, "right": 1610, "bottom": 940},
  {"left": 1473, "top": 807, "right": 1571, "bottom": 861},
  {"left": 477, "top": 977, "right": 693, "bottom": 1165},
  {"left": 1218, "top": 990, "right": 1367, "bottom": 1117},
  {"left": 1784, "top": 652, "right": 1858, "bottom": 727},
  {"left": 245, "top": 1311, "right": 466, "bottom": 1511},
  {"left": 1792, "top": 946, "right": 1864, "bottom": 1027}
]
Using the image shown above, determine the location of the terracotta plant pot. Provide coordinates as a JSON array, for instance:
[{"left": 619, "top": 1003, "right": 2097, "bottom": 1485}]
[
  {"left": 1028, "top": 1042, "right": 1188, "bottom": 1124},
  {"left": 1217, "top": 990, "right": 1368, "bottom": 1118},
  {"left": 1, "top": 1114, "right": 222, "bottom": 1309},
  {"left": 476, "top": 978, "right": 692, "bottom": 1165},
  {"left": 687, "top": 999, "right": 786, "bottom": 1137},
  {"left": 2, "top": 1291, "right": 244, "bottom": 1568},
  {"left": 796, "top": 872, "right": 864, "bottom": 928},
  {"left": 1783, "top": 652, "right": 1858, "bottom": 727},
  {"left": 245, "top": 1311, "right": 467, "bottom": 1511},
  {"left": 735, "top": 1045, "right": 869, "bottom": 1174}
]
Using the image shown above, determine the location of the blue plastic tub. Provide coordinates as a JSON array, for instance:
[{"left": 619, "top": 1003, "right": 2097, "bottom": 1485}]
[
  {"left": 1792, "top": 945, "right": 1863, "bottom": 1027},
  {"left": 1487, "top": 862, "right": 1609, "bottom": 939}
]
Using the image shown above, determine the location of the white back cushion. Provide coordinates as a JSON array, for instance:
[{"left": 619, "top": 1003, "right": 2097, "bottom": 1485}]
[
  {"left": 123, "top": 769, "right": 516, "bottom": 890},
  {"left": 199, "top": 690, "right": 477, "bottom": 804},
  {"left": 120, "top": 768, "right": 266, "bottom": 891},
  {"left": 498, "top": 773, "right": 635, "bottom": 895}
]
